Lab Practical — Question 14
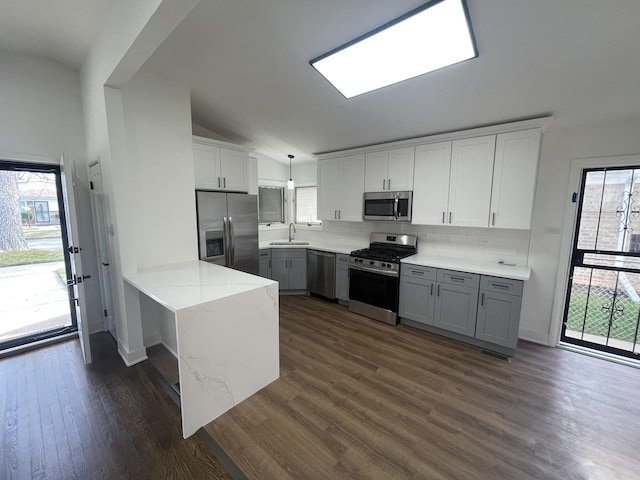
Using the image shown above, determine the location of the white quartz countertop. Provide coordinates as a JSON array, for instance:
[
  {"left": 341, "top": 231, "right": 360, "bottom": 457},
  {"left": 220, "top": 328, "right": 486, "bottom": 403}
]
[
  {"left": 259, "top": 239, "right": 367, "bottom": 255},
  {"left": 123, "top": 260, "right": 277, "bottom": 312},
  {"left": 402, "top": 254, "right": 531, "bottom": 281}
]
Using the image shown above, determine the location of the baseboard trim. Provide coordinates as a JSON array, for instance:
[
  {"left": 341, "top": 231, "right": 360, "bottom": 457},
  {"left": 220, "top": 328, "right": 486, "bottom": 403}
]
[
  {"left": 117, "top": 340, "right": 148, "bottom": 366},
  {"left": 518, "top": 328, "right": 551, "bottom": 346}
]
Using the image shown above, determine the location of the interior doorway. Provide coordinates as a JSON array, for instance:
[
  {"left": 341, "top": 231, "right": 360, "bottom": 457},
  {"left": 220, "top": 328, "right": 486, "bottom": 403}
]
[
  {"left": 0, "top": 161, "right": 76, "bottom": 350},
  {"left": 562, "top": 166, "right": 640, "bottom": 360}
]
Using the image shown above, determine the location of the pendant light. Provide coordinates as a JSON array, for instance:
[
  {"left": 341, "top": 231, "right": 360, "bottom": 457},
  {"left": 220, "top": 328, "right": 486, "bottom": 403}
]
[{"left": 287, "top": 154, "right": 295, "bottom": 190}]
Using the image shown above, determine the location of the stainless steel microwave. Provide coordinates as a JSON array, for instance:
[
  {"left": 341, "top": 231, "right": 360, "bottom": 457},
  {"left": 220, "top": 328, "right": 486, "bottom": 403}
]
[{"left": 363, "top": 191, "right": 412, "bottom": 222}]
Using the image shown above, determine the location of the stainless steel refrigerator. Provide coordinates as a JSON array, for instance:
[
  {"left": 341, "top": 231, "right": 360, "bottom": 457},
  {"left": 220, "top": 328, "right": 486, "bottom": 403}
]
[{"left": 196, "top": 190, "right": 259, "bottom": 275}]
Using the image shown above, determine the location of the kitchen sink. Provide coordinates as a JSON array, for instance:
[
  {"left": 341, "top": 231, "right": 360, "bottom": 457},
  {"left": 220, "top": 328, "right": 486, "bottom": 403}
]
[{"left": 269, "top": 241, "right": 310, "bottom": 245}]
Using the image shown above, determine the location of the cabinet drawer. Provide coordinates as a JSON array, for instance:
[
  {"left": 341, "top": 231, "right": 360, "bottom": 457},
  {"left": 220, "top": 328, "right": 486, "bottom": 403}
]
[
  {"left": 437, "top": 269, "right": 480, "bottom": 288},
  {"left": 480, "top": 276, "right": 523, "bottom": 296},
  {"left": 272, "top": 248, "right": 306, "bottom": 259},
  {"left": 259, "top": 249, "right": 271, "bottom": 259},
  {"left": 401, "top": 264, "right": 437, "bottom": 281}
]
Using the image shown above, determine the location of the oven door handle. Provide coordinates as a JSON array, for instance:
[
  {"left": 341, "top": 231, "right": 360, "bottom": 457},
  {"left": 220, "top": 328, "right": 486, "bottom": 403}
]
[{"left": 349, "top": 264, "right": 398, "bottom": 277}]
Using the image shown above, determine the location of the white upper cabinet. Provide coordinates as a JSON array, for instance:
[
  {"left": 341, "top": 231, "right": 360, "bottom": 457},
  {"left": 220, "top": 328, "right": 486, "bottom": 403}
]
[
  {"left": 412, "top": 142, "right": 452, "bottom": 225},
  {"left": 448, "top": 135, "right": 496, "bottom": 227},
  {"left": 489, "top": 129, "right": 541, "bottom": 229},
  {"left": 318, "top": 154, "right": 365, "bottom": 222},
  {"left": 364, "top": 147, "right": 415, "bottom": 192},
  {"left": 193, "top": 136, "right": 249, "bottom": 192}
]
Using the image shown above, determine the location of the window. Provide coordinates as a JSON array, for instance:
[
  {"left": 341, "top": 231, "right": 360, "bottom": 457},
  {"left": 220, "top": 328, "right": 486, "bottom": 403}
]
[
  {"left": 258, "top": 186, "right": 284, "bottom": 224},
  {"left": 295, "top": 186, "right": 320, "bottom": 225}
]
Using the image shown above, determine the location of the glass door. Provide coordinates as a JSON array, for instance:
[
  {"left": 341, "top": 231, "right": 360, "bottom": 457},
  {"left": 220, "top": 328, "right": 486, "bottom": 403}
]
[
  {"left": 562, "top": 167, "right": 640, "bottom": 359},
  {"left": 0, "top": 161, "right": 76, "bottom": 350}
]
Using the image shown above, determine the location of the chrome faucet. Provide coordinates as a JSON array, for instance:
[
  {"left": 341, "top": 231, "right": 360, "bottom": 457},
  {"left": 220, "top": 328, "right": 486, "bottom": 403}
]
[{"left": 288, "top": 222, "right": 296, "bottom": 242}]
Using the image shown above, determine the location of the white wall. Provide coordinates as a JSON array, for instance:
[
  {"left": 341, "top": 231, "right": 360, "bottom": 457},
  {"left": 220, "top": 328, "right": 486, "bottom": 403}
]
[
  {"left": 79, "top": 0, "right": 199, "bottom": 363},
  {"left": 521, "top": 117, "right": 640, "bottom": 345},
  {"left": 121, "top": 67, "right": 197, "bottom": 270}
]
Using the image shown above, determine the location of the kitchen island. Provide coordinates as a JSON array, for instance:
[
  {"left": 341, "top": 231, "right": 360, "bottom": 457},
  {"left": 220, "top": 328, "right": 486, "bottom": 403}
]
[{"left": 123, "top": 260, "right": 279, "bottom": 438}]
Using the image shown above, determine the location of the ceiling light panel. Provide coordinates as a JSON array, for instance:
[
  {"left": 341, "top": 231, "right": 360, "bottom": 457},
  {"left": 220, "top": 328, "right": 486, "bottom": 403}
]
[{"left": 310, "top": 0, "right": 477, "bottom": 98}]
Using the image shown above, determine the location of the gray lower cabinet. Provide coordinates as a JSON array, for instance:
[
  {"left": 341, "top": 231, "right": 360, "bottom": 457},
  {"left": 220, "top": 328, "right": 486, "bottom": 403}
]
[
  {"left": 271, "top": 249, "right": 307, "bottom": 290},
  {"left": 335, "top": 254, "right": 350, "bottom": 302},
  {"left": 476, "top": 276, "right": 523, "bottom": 349},
  {"left": 434, "top": 269, "right": 479, "bottom": 337},
  {"left": 259, "top": 249, "right": 271, "bottom": 279},
  {"left": 399, "top": 264, "right": 437, "bottom": 325}
]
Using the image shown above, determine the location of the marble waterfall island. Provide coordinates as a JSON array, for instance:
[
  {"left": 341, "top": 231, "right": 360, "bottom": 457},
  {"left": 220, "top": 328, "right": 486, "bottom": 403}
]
[{"left": 123, "top": 260, "right": 279, "bottom": 438}]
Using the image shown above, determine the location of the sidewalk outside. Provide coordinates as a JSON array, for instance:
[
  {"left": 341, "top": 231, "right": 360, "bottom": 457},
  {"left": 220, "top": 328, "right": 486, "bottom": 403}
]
[{"left": 0, "top": 261, "right": 72, "bottom": 343}]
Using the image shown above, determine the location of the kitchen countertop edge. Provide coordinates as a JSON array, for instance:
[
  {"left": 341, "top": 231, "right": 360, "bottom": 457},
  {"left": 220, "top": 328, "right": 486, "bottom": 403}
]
[{"left": 402, "top": 255, "right": 531, "bottom": 281}]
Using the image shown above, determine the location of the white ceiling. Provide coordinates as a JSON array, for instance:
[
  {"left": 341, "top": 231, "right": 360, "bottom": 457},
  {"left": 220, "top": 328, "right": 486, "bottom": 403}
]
[
  {"left": 2, "top": 1, "right": 640, "bottom": 163},
  {"left": 0, "top": 0, "right": 111, "bottom": 69}
]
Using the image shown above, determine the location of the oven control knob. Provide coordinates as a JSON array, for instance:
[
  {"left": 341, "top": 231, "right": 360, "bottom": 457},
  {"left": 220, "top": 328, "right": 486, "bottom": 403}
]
[
  {"left": 381, "top": 263, "right": 387, "bottom": 267},
  {"left": 369, "top": 261, "right": 374, "bottom": 265}
]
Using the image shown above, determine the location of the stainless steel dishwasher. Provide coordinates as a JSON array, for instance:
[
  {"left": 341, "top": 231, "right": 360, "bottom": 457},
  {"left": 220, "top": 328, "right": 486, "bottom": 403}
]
[{"left": 307, "top": 250, "right": 336, "bottom": 299}]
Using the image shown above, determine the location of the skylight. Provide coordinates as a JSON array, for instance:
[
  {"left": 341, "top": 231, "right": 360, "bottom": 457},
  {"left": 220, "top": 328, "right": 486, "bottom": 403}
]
[{"left": 310, "top": 0, "right": 477, "bottom": 98}]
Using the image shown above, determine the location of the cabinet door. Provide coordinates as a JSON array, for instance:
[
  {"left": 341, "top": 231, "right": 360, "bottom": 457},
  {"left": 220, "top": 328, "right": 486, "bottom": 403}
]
[
  {"left": 448, "top": 135, "right": 496, "bottom": 227},
  {"left": 335, "top": 254, "right": 350, "bottom": 301},
  {"left": 317, "top": 158, "right": 341, "bottom": 220},
  {"left": 193, "top": 145, "right": 221, "bottom": 190},
  {"left": 337, "top": 154, "right": 365, "bottom": 222},
  {"left": 270, "top": 257, "right": 288, "bottom": 289},
  {"left": 399, "top": 276, "right": 435, "bottom": 325},
  {"left": 288, "top": 256, "right": 307, "bottom": 290},
  {"left": 490, "top": 129, "right": 541, "bottom": 229},
  {"left": 476, "top": 290, "right": 522, "bottom": 348},
  {"left": 364, "top": 151, "right": 389, "bottom": 192},
  {"left": 259, "top": 250, "right": 271, "bottom": 279},
  {"left": 434, "top": 282, "right": 478, "bottom": 337},
  {"left": 387, "top": 147, "right": 415, "bottom": 191},
  {"left": 412, "top": 142, "right": 451, "bottom": 225},
  {"left": 220, "top": 148, "right": 248, "bottom": 192}
]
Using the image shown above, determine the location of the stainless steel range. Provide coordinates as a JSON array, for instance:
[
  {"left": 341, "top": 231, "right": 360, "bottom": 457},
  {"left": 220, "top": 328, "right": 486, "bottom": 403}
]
[{"left": 348, "top": 233, "right": 418, "bottom": 325}]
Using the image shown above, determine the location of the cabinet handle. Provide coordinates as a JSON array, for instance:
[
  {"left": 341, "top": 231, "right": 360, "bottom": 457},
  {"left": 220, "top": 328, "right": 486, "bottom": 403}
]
[
  {"left": 491, "top": 282, "right": 510, "bottom": 290},
  {"left": 430, "top": 284, "right": 434, "bottom": 296},
  {"left": 449, "top": 212, "right": 452, "bottom": 224},
  {"left": 388, "top": 179, "right": 391, "bottom": 189},
  {"left": 442, "top": 212, "right": 445, "bottom": 224},
  {"left": 437, "top": 284, "right": 441, "bottom": 297},
  {"left": 450, "top": 276, "right": 466, "bottom": 282},
  {"left": 481, "top": 292, "right": 485, "bottom": 306},
  {"left": 334, "top": 210, "right": 337, "bottom": 219},
  {"left": 411, "top": 270, "right": 424, "bottom": 276},
  {"left": 218, "top": 177, "right": 221, "bottom": 188},
  {"left": 492, "top": 212, "right": 496, "bottom": 226},
  {"left": 383, "top": 179, "right": 386, "bottom": 190},
  {"left": 224, "top": 177, "right": 227, "bottom": 188},
  {"left": 338, "top": 210, "right": 341, "bottom": 219},
  {"left": 269, "top": 259, "right": 271, "bottom": 269}
]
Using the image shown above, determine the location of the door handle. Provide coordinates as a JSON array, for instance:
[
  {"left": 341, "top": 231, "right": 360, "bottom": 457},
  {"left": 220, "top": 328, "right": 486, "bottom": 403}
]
[
  {"left": 383, "top": 179, "right": 386, "bottom": 190},
  {"left": 481, "top": 292, "right": 485, "bottom": 306},
  {"left": 492, "top": 212, "right": 496, "bottom": 226},
  {"left": 442, "top": 212, "right": 445, "bottom": 224},
  {"left": 223, "top": 216, "right": 229, "bottom": 265},
  {"left": 430, "top": 283, "right": 434, "bottom": 296},
  {"left": 388, "top": 178, "right": 391, "bottom": 189},
  {"left": 229, "top": 216, "right": 235, "bottom": 266},
  {"left": 338, "top": 210, "right": 341, "bottom": 219},
  {"left": 449, "top": 212, "right": 452, "bottom": 224},
  {"left": 437, "top": 284, "right": 440, "bottom": 296},
  {"left": 224, "top": 177, "right": 227, "bottom": 188},
  {"left": 218, "top": 177, "right": 221, "bottom": 188}
]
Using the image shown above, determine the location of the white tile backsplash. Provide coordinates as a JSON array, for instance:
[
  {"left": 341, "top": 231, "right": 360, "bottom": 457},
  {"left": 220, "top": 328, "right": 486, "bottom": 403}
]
[{"left": 260, "top": 220, "right": 532, "bottom": 265}]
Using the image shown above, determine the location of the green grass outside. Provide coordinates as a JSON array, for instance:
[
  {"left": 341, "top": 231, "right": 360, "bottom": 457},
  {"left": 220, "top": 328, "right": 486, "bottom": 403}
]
[
  {"left": 0, "top": 249, "right": 64, "bottom": 267},
  {"left": 566, "top": 292, "right": 640, "bottom": 343}
]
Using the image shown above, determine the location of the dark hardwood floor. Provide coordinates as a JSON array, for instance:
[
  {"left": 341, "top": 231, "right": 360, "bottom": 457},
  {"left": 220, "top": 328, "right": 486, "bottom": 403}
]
[
  {"left": 0, "top": 332, "right": 233, "bottom": 480},
  {"left": 205, "top": 295, "right": 640, "bottom": 480}
]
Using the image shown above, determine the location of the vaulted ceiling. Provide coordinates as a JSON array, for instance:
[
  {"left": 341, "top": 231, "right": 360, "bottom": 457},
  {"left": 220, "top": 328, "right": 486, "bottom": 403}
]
[{"left": 3, "top": 1, "right": 640, "bottom": 163}]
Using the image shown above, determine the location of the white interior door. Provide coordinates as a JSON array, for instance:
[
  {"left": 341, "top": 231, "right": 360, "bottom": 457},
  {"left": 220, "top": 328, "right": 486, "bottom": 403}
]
[
  {"left": 60, "top": 154, "right": 92, "bottom": 364},
  {"left": 89, "top": 161, "right": 116, "bottom": 339}
]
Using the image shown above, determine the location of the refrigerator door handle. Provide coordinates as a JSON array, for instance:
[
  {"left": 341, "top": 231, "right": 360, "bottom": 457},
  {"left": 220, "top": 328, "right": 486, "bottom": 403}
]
[
  {"left": 229, "top": 216, "right": 235, "bottom": 266},
  {"left": 223, "top": 216, "right": 229, "bottom": 265}
]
